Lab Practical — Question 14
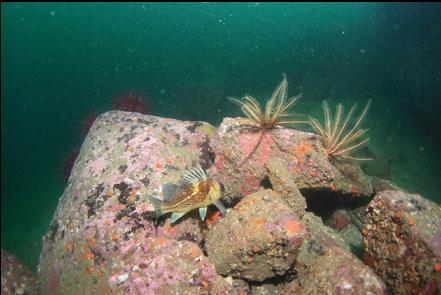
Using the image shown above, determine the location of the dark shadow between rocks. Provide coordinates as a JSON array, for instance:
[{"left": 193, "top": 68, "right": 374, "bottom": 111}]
[
  {"left": 259, "top": 176, "right": 273, "bottom": 190},
  {"left": 248, "top": 268, "right": 297, "bottom": 290},
  {"left": 300, "top": 188, "right": 373, "bottom": 221}
]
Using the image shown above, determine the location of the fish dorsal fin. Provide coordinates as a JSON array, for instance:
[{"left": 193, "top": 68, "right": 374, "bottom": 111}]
[
  {"left": 162, "top": 183, "right": 181, "bottom": 202},
  {"left": 178, "top": 166, "right": 207, "bottom": 188}
]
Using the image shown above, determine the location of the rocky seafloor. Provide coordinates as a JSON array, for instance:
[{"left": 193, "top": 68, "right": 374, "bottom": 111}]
[{"left": 3, "top": 111, "right": 440, "bottom": 295}]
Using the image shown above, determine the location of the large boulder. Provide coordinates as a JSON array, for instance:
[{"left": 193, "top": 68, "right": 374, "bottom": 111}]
[
  {"left": 1, "top": 250, "right": 39, "bottom": 295},
  {"left": 209, "top": 117, "right": 373, "bottom": 203},
  {"left": 106, "top": 237, "right": 242, "bottom": 294},
  {"left": 38, "top": 111, "right": 236, "bottom": 294},
  {"left": 205, "top": 189, "right": 308, "bottom": 282},
  {"left": 363, "top": 190, "right": 441, "bottom": 294}
]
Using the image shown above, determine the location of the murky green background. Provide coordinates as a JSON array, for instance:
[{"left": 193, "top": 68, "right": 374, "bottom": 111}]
[{"left": 2, "top": 2, "right": 441, "bottom": 271}]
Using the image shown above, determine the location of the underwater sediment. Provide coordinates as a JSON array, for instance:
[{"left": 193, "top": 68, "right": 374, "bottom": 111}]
[{"left": 35, "top": 111, "right": 440, "bottom": 294}]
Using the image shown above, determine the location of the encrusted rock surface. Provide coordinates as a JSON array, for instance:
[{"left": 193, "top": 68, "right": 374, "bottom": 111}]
[
  {"left": 1, "top": 250, "right": 39, "bottom": 295},
  {"left": 38, "top": 111, "right": 232, "bottom": 294},
  {"left": 292, "top": 246, "right": 387, "bottom": 294},
  {"left": 205, "top": 189, "right": 308, "bottom": 282},
  {"left": 106, "top": 237, "right": 241, "bottom": 294},
  {"left": 363, "top": 190, "right": 441, "bottom": 294},
  {"left": 209, "top": 117, "right": 373, "bottom": 203},
  {"left": 37, "top": 110, "right": 440, "bottom": 295},
  {"left": 265, "top": 156, "right": 307, "bottom": 217}
]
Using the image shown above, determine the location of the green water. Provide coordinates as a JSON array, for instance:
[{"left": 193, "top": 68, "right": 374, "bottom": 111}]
[{"left": 2, "top": 2, "right": 441, "bottom": 271}]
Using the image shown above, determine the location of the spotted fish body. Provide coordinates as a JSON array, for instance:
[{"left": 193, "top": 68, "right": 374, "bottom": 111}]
[{"left": 148, "top": 166, "right": 226, "bottom": 223}]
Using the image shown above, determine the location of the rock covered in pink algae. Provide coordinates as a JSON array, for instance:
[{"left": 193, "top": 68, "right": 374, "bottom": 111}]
[
  {"left": 363, "top": 190, "right": 441, "bottom": 294},
  {"left": 1, "top": 249, "right": 38, "bottom": 295},
  {"left": 291, "top": 246, "right": 387, "bottom": 294},
  {"left": 205, "top": 189, "right": 308, "bottom": 282},
  {"left": 107, "top": 237, "right": 243, "bottom": 294},
  {"left": 209, "top": 117, "right": 373, "bottom": 203},
  {"left": 38, "top": 111, "right": 225, "bottom": 294}
]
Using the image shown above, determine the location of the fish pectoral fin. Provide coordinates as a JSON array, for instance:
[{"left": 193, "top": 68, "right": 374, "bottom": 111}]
[
  {"left": 170, "top": 212, "right": 186, "bottom": 223},
  {"left": 213, "top": 200, "right": 227, "bottom": 216},
  {"left": 199, "top": 207, "right": 207, "bottom": 221},
  {"left": 147, "top": 195, "right": 163, "bottom": 217},
  {"left": 162, "top": 183, "right": 181, "bottom": 202}
]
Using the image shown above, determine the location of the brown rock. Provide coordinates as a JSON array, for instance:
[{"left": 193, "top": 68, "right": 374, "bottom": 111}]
[
  {"left": 205, "top": 189, "right": 307, "bottom": 282},
  {"left": 363, "top": 190, "right": 441, "bottom": 294},
  {"left": 293, "top": 246, "right": 387, "bottom": 294},
  {"left": 265, "top": 156, "right": 307, "bottom": 217}
]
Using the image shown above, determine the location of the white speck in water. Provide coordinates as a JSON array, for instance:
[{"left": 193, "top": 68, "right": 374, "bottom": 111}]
[{"left": 50, "top": 11, "right": 55, "bottom": 16}]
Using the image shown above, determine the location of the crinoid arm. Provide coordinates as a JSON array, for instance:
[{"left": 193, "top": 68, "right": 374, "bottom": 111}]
[
  {"left": 228, "top": 75, "right": 307, "bottom": 167},
  {"left": 227, "top": 95, "right": 263, "bottom": 125},
  {"left": 309, "top": 100, "right": 372, "bottom": 161}
]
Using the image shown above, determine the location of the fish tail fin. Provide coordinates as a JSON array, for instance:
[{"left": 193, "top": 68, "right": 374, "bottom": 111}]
[{"left": 147, "top": 195, "right": 163, "bottom": 218}]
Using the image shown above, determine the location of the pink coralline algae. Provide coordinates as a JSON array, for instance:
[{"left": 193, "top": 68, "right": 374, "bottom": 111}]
[
  {"left": 38, "top": 111, "right": 243, "bottom": 294},
  {"left": 209, "top": 117, "right": 373, "bottom": 204},
  {"left": 39, "top": 110, "right": 437, "bottom": 295}
]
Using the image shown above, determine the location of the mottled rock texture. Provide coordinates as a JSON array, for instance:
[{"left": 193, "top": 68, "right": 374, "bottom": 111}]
[
  {"left": 106, "top": 237, "right": 241, "bottom": 294},
  {"left": 364, "top": 190, "right": 441, "bottom": 294},
  {"left": 209, "top": 117, "right": 373, "bottom": 203},
  {"left": 293, "top": 246, "right": 387, "bottom": 294},
  {"left": 205, "top": 189, "right": 307, "bottom": 282},
  {"left": 39, "top": 111, "right": 436, "bottom": 295},
  {"left": 1, "top": 249, "right": 38, "bottom": 295},
  {"left": 38, "top": 111, "right": 235, "bottom": 294}
]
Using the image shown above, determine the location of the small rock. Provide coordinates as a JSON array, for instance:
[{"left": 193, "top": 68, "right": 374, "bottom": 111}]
[
  {"left": 326, "top": 209, "right": 351, "bottom": 231},
  {"left": 205, "top": 189, "right": 307, "bottom": 282},
  {"left": 265, "top": 156, "right": 307, "bottom": 217},
  {"left": 339, "top": 224, "right": 363, "bottom": 255},
  {"left": 293, "top": 246, "right": 387, "bottom": 294},
  {"left": 363, "top": 190, "right": 441, "bottom": 294}
]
